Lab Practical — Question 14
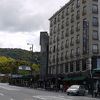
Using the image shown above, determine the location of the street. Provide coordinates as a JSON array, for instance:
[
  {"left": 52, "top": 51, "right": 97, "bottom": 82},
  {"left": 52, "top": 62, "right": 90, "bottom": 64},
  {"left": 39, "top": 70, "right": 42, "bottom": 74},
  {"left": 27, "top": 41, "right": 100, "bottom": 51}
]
[{"left": 0, "top": 83, "right": 99, "bottom": 100}]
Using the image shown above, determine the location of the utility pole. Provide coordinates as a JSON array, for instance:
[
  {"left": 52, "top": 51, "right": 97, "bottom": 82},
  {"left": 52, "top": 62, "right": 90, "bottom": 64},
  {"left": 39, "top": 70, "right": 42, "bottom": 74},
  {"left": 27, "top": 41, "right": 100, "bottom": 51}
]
[{"left": 27, "top": 43, "right": 34, "bottom": 75}]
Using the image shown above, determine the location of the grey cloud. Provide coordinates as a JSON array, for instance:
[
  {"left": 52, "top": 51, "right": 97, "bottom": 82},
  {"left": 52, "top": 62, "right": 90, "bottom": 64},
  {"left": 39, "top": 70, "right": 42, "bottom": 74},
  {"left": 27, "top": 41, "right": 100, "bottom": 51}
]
[
  {"left": 0, "top": 0, "right": 68, "bottom": 33},
  {"left": 0, "top": 0, "right": 48, "bottom": 32}
]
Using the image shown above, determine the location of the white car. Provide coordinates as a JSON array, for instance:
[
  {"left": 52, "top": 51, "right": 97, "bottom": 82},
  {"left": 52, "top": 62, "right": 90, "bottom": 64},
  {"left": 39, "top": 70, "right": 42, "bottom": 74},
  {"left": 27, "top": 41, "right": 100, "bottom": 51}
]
[{"left": 66, "top": 85, "right": 86, "bottom": 96}]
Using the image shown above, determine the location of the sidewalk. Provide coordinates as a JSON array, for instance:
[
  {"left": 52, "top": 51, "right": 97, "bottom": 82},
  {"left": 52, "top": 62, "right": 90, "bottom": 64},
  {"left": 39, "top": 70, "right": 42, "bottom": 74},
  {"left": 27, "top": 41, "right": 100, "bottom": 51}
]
[{"left": 36, "top": 87, "right": 100, "bottom": 98}]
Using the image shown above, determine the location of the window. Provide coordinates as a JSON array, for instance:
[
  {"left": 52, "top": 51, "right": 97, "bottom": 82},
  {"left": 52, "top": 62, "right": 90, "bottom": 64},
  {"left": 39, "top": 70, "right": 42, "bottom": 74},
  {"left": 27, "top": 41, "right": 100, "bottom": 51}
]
[
  {"left": 76, "top": 35, "right": 80, "bottom": 43},
  {"left": 54, "top": 18, "right": 56, "bottom": 24},
  {"left": 71, "top": 14, "right": 74, "bottom": 23},
  {"left": 71, "top": 26, "right": 74, "bottom": 34},
  {"left": 71, "top": 3, "right": 74, "bottom": 12},
  {"left": 65, "top": 40, "right": 69, "bottom": 48},
  {"left": 61, "top": 21, "right": 64, "bottom": 29},
  {"left": 77, "top": 0, "right": 80, "bottom": 7},
  {"left": 76, "top": 60, "right": 80, "bottom": 71},
  {"left": 53, "top": 55, "right": 55, "bottom": 63},
  {"left": 76, "top": 22, "right": 80, "bottom": 31},
  {"left": 61, "top": 31, "right": 64, "bottom": 39},
  {"left": 49, "top": 37, "right": 52, "bottom": 45},
  {"left": 66, "top": 7, "right": 69, "bottom": 15},
  {"left": 92, "top": 30, "right": 98, "bottom": 40},
  {"left": 92, "top": 44, "right": 98, "bottom": 53},
  {"left": 66, "top": 18, "right": 69, "bottom": 26},
  {"left": 61, "top": 52, "right": 64, "bottom": 61},
  {"left": 93, "top": 17, "right": 98, "bottom": 26},
  {"left": 70, "top": 37, "right": 74, "bottom": 46},
  {"left": 97, "top": 59, "right": 100, "bottom": 69},
  {"left": 62, "top": 11, "right": 64, "bottom": 19},
  {"left": 76, "top": 47, "right": 80, "bottom": 55},
  {"left": 54, "top": 26, "right": 56, "bottom": 34},
  {"left": 53, "top": 45, "right": 56, "bottom": 53},
  {"left": 66, "top": 28, "right": 69, "bottom": 36},
  {"left": 65, "top": 63, "right": 69, "bottom": 73},
  {"left": 82, "top": 6, "right": 87, "bottom": 15},
  {"left": 76, "top": 10, "right": 80, "bottom": 20},
  {"left": 53, "top": 35, "right": 56, "bottom": 43},
  {"left": 71, "top": 49, "right": 74, "bottom": 57},
  {"left": 50, "top": 20, "right": 53, "bottom": 27},
  {"left": 65, "top": 51, "right": 69, "bottom": 59},
  {"left": 70, "top": 62, "right": 74, "bottom": 72},
  {"left": 58, "top": 24, "right": 60, "bottom": 31},
  {"left": 60, "top": 64, "right": 64, "bottom": 73},
  {"left": 61, "top": 41, "right": 64, "bottom": 50},
  {"left": 58, "top": 14, "right": 60, "bottom": 22},
  {"left": 82, "top": 0, "right": 86, "bottom": 3},
  {"left": 82, "top": 59, "right": 86, "bottom": 71},
  {"left": 92, "top": 4, "right": 98, "bottom": 14}
]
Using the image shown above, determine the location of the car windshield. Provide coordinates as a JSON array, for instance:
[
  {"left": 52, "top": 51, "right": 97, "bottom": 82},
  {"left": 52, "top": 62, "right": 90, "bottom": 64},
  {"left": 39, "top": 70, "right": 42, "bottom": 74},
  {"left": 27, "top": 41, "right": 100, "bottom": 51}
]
[{"left": 69, "top": 85, "right": 79, "bottom": 89}]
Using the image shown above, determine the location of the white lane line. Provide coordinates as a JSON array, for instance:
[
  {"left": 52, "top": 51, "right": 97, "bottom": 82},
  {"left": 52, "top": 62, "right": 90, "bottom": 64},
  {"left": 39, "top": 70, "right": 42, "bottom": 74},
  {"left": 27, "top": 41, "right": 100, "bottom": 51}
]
[
  {"left": 0, "top": 93, "right": 4, "bottom": 96},
  {"left": 11, "top": 98, "right": 14, "bottom": 100},
  {"left": 32, "top": 95, "right": 72, "bottom": 100},
  {"left": 33, "top": 96, "right": 46, "bottom": 100},
  {"left": 0, "top": 85, "right": 20, "bottom": 91}
]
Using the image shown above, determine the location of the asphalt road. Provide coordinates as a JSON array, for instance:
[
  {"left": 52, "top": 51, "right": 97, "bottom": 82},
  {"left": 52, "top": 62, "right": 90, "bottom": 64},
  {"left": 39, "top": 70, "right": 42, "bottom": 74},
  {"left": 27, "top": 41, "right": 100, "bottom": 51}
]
[{"left": 0, "top": 83, "right": 99, "bottom": 100}]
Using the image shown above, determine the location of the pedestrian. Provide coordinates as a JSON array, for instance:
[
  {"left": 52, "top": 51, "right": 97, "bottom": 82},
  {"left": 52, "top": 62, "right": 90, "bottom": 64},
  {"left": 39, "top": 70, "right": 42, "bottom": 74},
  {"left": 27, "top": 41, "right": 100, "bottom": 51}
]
[
  {"left": 60, "top": 84, "right": 63, "bottom": 92},
  {"left": 91, "top": 85, "right": 94, "bottom": 97},
  {"left": 97, "top": 84, "right": 100, "bottom": 97}
]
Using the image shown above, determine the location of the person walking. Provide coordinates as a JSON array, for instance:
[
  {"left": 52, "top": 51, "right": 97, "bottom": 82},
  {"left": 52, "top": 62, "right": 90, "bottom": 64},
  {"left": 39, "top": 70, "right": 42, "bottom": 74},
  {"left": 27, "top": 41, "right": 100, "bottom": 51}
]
[{"left": 60, "top": 84, "right": 63, "bottom": 92}]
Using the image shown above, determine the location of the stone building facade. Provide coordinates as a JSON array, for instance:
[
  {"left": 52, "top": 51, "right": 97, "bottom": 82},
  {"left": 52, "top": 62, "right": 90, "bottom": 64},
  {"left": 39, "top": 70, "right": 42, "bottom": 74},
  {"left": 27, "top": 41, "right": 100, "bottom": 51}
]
[{"left": 48, "top": 0, "right": 100, "bottom": 84}]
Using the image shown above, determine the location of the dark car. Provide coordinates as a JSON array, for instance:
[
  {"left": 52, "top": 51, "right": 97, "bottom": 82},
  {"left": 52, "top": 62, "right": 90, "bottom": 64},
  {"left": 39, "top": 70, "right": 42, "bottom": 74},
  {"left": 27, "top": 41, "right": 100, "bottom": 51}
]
[{"left": 66, "top": 85, "right": 86, "bottom": 96}]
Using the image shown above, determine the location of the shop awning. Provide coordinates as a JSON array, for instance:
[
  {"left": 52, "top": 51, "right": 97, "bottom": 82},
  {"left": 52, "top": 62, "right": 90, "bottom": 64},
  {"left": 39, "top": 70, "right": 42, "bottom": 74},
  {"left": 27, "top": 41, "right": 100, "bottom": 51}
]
[
  {"left": 63, "top": 76, "right": 86, "bottom": 81},
  {"left": 93, "top": 68, "right": 100, "bottom": 73},
  {"left": 72, "top": 76, "right": 86, "bottom": 81},
  {"left": 63, "top": 77, "right": 72, "bottom": 81}
]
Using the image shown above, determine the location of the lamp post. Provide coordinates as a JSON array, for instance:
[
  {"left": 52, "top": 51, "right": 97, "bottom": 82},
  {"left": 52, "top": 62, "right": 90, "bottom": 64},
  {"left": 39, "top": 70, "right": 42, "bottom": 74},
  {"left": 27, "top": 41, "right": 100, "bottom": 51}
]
[
  {"left": 27, "top": 43, "right": 34, "bottom": 61},
  {"left": 27, "top": 43, "right": 33, "bottom": 52},
  {"left": 27, "top": 43, "right": 34, "bottom": 75}
]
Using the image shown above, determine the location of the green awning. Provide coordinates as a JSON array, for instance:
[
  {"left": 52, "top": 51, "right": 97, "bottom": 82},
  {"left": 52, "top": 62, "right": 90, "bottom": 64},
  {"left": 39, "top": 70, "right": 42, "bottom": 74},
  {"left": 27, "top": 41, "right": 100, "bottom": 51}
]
[
  {"left": 63, "top": 77, "right": 72, "bottom": 81},
  {"left": 72, "top": 76, "right": 86, "bottom": 81},
  {"left": 93, "top": 68, "right": 100, "bottom": 72},
  {"left": 63, "top": 76, "right": 86, "bottom": 81}
]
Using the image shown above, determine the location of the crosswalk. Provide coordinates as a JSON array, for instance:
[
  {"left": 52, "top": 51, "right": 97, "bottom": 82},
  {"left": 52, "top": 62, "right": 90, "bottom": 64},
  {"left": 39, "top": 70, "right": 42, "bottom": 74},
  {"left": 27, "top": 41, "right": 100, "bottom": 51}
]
[
  {"left": 0, "top": 83, "right": 20, "bottom": 91},
  {"left": 32, "top": 95, "right": 72, "bottom": 100}
]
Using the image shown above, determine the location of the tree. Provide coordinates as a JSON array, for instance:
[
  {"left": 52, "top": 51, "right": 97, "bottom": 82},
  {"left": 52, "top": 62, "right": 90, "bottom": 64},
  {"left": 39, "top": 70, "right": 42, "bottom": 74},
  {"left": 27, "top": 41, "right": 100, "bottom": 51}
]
[{"left": 31, "top": 64, "right": 40, "bottom": 74}]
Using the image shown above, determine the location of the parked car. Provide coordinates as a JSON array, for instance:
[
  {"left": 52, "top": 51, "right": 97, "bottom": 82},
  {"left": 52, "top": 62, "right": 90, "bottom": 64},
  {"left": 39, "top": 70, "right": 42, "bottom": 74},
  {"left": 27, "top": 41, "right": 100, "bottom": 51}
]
[{"left": 66, "top": 85, "right": 86, "bottom": 96}]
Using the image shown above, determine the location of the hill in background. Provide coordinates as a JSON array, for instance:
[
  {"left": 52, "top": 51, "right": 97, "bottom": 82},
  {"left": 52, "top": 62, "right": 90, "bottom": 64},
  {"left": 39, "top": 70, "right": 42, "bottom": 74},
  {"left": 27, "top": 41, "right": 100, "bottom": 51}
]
[{"left": 0, "top": 48, "right": 40, "bottom": 64}]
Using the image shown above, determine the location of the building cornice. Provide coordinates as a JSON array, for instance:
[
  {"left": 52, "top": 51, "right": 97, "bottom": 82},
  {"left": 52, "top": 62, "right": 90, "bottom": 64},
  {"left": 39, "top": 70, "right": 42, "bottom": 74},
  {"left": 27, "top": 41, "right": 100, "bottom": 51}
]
[{"left": 49, "top": 0, "right": 74, "bottom": 20}]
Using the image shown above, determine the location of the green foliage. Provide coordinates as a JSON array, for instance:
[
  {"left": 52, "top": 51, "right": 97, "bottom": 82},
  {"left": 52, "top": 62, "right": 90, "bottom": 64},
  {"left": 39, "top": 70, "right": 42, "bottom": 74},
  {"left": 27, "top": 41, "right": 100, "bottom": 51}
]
[
  {"left": 0, "top": 56, "right": 15, "bottom": 74},
  {"left": 31, "top": 64, "right": 40, "bottom": 74},
  {"left": 0, "top": 48, "right": 40, "bottom": 64},
  {"left": 18, "top": 70, "right": 31, "bottom": 75},
  {"left": 0, "top": 48, "right": 41, "bottom": 75}
]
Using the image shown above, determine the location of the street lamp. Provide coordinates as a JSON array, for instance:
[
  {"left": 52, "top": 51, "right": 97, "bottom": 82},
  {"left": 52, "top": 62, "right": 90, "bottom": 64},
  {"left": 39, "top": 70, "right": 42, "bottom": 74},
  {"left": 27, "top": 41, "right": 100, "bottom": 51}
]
[
  {"left": 27, "top": 43, "right": 34, "bottom": 62},
  {"left": 27, "top": 43, "right": 34, "bottom": 73},
  {"left": 27, "top": 43, "right": 33, "bottom": 52}
]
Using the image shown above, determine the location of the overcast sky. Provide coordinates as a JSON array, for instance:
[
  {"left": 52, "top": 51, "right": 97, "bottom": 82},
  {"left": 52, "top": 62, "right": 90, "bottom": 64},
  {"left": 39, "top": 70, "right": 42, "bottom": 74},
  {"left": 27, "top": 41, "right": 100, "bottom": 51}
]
[{"left": 0, "top": 0, "right": 69, "bottom": 52}]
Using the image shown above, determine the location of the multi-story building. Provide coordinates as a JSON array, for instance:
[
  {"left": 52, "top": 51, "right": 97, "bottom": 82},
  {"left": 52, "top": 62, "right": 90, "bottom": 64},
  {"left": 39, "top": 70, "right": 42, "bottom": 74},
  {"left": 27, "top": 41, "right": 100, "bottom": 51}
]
[
  {"left": 40, "top": 32, "right": 49, "bottom": 80},
  {"left": 48, "top": 0, "right": 100, "bottom": 85}
]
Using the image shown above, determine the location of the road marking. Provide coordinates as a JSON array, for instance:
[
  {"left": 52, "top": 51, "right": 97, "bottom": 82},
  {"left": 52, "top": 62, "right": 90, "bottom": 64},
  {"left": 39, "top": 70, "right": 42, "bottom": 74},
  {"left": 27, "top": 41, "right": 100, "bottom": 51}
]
[
  {"left": 0, "top": 85, "right": 20, "bottom": 91},
  {"left": 0, "top": 93, "right": 4, "bottom": 96},
  {"left": 33, "top": 95, "right": 72, "bottom": 100},
  {"left": 11, "top": 98, "right": 14, "bottom": 100}
]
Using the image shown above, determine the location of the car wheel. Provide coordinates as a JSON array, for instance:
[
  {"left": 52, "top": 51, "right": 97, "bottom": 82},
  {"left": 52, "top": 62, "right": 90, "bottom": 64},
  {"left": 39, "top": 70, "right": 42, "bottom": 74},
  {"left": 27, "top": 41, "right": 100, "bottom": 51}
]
[{"left": 67, "top": 93, "right": 69, "bottom": 95}]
